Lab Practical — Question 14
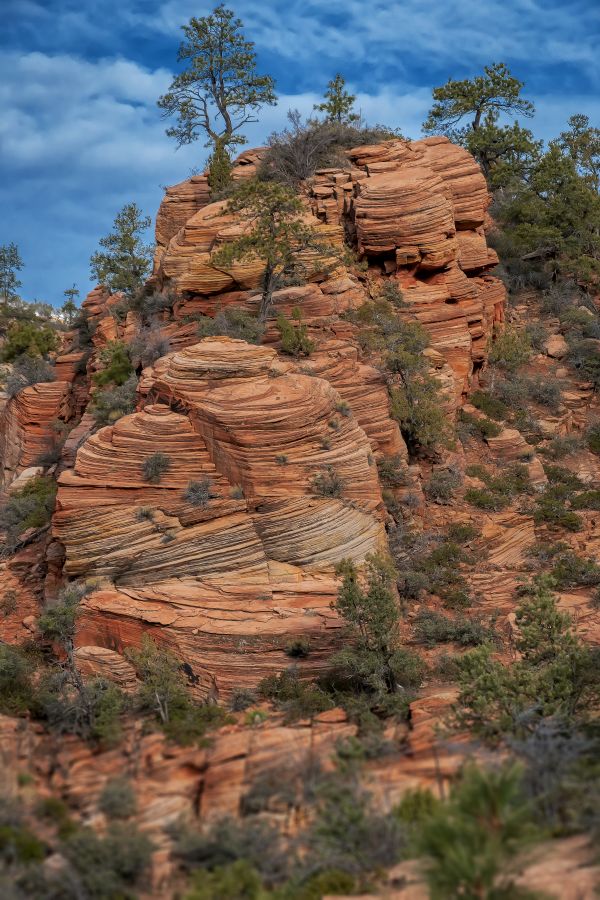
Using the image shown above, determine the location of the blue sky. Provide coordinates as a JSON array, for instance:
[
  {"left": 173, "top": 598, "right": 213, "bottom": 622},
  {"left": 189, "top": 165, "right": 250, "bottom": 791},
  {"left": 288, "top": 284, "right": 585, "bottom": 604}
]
[{"left": 2, "top": 0, "right": 599, "bottom": 304}]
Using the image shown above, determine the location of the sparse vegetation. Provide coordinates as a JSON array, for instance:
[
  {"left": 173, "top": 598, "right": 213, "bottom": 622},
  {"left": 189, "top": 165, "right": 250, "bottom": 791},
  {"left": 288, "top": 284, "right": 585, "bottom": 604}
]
[
  {"left": 1, "top": 321, "right": 57, "bottom": 363},
  {"left": 126, "top": 636, "right": 229, "bottom": 744},
  {"left": 413, "top": 609, "right": 492, "bottom": 647},
  {"left": 4, "top": 353, "right": 55, "bottom": 398},
  {"left": 277, "top": 309, "right": 315, "bottom": 357},
  {"left": 196, "top": 306, "right": 265, "bottom": 343},
  {"left": 311, "top": 465, "right": 344, "bottom": 497},
  {"left": 90, "top": 374, "right": 138, "bottom": 426},
  {"left": 142, "top": 451, "right": 171, "bottom": 484},
  {"left": 0, "top": 475, "right": 57, "bottom": 549},
  {"left": 424, "top": 468, "right": 462, "bottom": 503},
  {"left": 183, "top": 478, "right": 214, "bottom": 507}
]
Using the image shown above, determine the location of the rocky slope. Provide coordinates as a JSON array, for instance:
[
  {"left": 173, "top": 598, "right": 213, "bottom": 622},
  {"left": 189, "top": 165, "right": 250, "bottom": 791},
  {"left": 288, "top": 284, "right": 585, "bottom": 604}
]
[{"left": 1, "top": 136, "right": 599, "bottom": 897}]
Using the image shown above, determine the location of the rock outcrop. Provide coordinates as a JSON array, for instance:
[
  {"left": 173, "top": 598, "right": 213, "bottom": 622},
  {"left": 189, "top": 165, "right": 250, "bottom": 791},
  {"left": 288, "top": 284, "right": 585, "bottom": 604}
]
[{"left": 54, "top": 339, "right": 388, "bottom": 699}]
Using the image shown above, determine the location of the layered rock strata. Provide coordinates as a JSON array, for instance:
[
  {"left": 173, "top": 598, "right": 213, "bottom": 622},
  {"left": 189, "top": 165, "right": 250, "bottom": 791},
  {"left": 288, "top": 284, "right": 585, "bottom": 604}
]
[{"left": 54, "top": 338, "right": 389, "bottom": 699}]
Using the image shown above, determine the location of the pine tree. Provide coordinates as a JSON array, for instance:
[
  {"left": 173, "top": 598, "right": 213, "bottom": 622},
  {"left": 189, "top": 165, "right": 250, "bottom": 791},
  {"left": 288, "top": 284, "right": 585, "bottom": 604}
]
[
  {"left": 211, "top": 180, "right": 347, "bottom": 319},
  {"left": 0, "top": 242, "right": 24, "bottom": 307},
  {"left": 314, "top": 74, "right": 359, "bottom": 125},
  {"left": 158, "top": 5, "right": 277, "bottom": 192},
  {"left": 62, "top": 284, "right": 80, "bottom": 324},
  {"left": 423, "top": 62, "right": 536, "bottom": 182},
  {"left": 90, "top": 203, "right": 152, "bottom": 296}
]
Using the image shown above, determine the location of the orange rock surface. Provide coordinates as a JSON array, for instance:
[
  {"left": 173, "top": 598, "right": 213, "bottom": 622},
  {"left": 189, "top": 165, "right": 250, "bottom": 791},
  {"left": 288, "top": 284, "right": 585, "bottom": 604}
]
[{"left": 53, "top": 339, "right": 388, "bottom": 699}]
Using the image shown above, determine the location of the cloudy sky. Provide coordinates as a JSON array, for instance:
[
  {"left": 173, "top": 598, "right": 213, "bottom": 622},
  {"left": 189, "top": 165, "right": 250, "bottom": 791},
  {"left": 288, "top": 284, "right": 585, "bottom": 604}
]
[{"left": 2, "top": 0, "right": 599, "bottom": 303}]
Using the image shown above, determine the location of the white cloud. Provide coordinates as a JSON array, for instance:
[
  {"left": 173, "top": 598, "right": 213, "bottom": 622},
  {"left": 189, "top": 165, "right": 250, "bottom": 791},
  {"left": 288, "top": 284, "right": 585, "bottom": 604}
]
[
  {"left": 150, "top": 0, "right": 600, "bottom": 82},
  {"left": 1, "top": 32, "right": 598, "bottom": 304}
]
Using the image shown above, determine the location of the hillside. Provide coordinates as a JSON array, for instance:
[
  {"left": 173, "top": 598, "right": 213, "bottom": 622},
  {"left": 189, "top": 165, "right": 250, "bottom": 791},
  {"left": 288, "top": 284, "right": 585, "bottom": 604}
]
[{"left": 1, "top": 134, "right": 599, "bottom": 898}]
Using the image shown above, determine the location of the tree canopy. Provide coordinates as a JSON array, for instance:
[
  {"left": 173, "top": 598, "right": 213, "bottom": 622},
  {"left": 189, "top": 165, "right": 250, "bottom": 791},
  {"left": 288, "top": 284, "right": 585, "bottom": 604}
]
[
  {"left": 0, "top": 243, "right": 24, "bottom": 307},
  {"left": 211, "top": 179, "right": 345, "bottom": 319},
  {"left": 90, "top": 203, "right": 153, "bottom": 296},
  {"left": 158, "top": 4, "right": 276, "bottom": 189},
  {"left": 423, "top": 62, "right": 536, "bottom": 182},
  {"left": 314, "top": 74, "right": 359, "bottom": 125}
]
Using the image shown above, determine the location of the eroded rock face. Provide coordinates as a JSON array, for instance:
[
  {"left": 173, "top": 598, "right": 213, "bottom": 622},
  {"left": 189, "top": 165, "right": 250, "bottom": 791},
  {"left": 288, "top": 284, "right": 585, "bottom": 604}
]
[
  {"left": 0, "top": 381, "right": 72, "bottom": 488},
  {"left": 54, "top": 338, "right": 388, "bottom": 699},
  {"left": 154, "top": 147, "right": 268, "bottom": 274},
  {"left": 309, "top": 136, "right": 505, "bottom": 394}
]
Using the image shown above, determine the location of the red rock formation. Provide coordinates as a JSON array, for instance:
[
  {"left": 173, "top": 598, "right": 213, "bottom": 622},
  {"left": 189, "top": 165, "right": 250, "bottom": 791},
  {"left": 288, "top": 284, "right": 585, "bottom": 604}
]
[
  {"left": 307, "top": 136, "right": 505, "bottom": 395},
  {"left": 53, "top": 339, "right": 388, "bottom": 699},
  {"left": 0, "top": 381, "right": 72, "bottom": 488}
]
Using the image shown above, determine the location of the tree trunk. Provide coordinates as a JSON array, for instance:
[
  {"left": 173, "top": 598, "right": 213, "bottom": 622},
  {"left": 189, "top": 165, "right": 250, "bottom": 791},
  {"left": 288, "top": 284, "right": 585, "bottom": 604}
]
[{"left": 259, "top": 264, "right": 275, "bottom": 321}]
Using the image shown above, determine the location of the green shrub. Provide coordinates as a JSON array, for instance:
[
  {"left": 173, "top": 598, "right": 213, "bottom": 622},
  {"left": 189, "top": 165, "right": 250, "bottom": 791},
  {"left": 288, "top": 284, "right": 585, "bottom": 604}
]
[
  {"left": 311, "top": 465, "right": 344, "bottom": 497},
  {"left": 90, "top": 374, "right": 138, "bottom": 426},
  {"left": 35, "top": 796, "right": 76, "bottom": 839},
  {"left": 99, "top": 777, "right": 137, "bottom": 819},
  {"left": 543, "top": 464, "right": 584, "bottom": 490},
  {"left": 330, "top": 555, "right": 425, "bottom": 728},
  {"left": 488, "top": 324, "right": 532, "bottom": 371},
  {"left": 228, "top": 689, "right": 257, "bottom": 712},
  {"left": 174, "top": 816, "right": 287, "bottom": 884},
  {"left": 258, "top": 670, "right": 333, "bottom": 722},
  {"left": 446, "top": 523, "right": 478, "bottom": 543},
  {"left": 93, "top": 341, "right": 133, "bottom": 387},
  {"left": 184, "top": 859, "right": 264, "bottom": 899},
  {"left": 5, "top": 354, "right": 55, "bottom": 397},
  {"left": 453, "top": 578, "right": 598, "bottom": 741},
  {"left": 378, "top": 279, "right": 408, "bottom": 308},
  {"left": 571, "top": 489, "right": 600, "bottom": 510},
  {"left": 376, "top": 454, "right": 408, "bottom": 487},
  {"left": 276, "top": 311, "right": 314, "bottom": 357},
  {"left": 38, "top": 674, "right": 125, "bottom": 746},
  {"left": 539, "top": 435, "right": 583, "bottom": 459},
  {"left": 534, "top": 486, "right": 582, "bottom": 531},
  {"left": 525, "top": 375, "right": 562, "bottom": 409},
  {"left": 183, "top": 478, "right": 214, "bottom": 507},
  {"left": 63, "top": 824, "right": 153, "bottom": 899},
  {"left": 197, "top": 307, "right": 265, "bottom": 344},
  {"left": 1, "top": 321, "right": 57, "bottom": 362},
  {"left": 586, "top": 422, "right": 600, "bottom": 454},
  {"left": 424, "top": 468, "right": 462, "bottom": 503},
  {"left": 334, "top": 400, "right": 351, "bottom": 417},
  {"left": 568, "top": 339, "right": 600, "bottom": 389},
  {"left": 0, "top": 823, "right": 46, "bottom": 865},
  {"left": 416, "top": 764, "right": 538, "bottom": 899},
  {"left": 413, "top": 610, "right": 491, "bottom": 647},
  {"left": 550, "top": 551, "right": 600, "bottom": 588},
  {"left": 350, "top": 301, "right": 452, "bottom": 450},
  {"left": 0, "top": 590, "right": 17, "bottom": 616},
  {"left": 285, "top": 638, "right": 311, "bottom": 659},
  {"left": 308, "top": 775, "right": 405, "bottom": 878},
  {"left": 465, "top": 487, "right": 510, "bottom": 510},
  {"left": 0, "top": 475, "right": 57, "bottom": 549},
  {"left": 0, "top": 644, "right": 35, "bottom": 715},
  {"left": 470, "top": 390, "right": 508, "bottom": 420},
  {"left": 141, "top": 451, "right": 171, "bottom": 484},
  {"left": 126, "top": 636, "right": 228, "bottom": 744},
  {"left": 459, "top": 410, "right": 503, "bottom": 439}
]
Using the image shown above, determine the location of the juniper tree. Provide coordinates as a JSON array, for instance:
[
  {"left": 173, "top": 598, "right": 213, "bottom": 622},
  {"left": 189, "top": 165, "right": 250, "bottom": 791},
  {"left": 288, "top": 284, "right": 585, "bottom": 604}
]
[
  {"left": 158, "top": 5, "right": 277, "bottom": 192},
  {"left": 314, "top": 73, "right": 359, "bottom": 125},
  {"left": 423, "top": 62, "right": 536, "bottom": 182},
  {"left": 211, "top": 180, "right": 347, "bottom": 319},
  {"left": 90, "top": 203, "right": 152, "bottom": 296}
]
